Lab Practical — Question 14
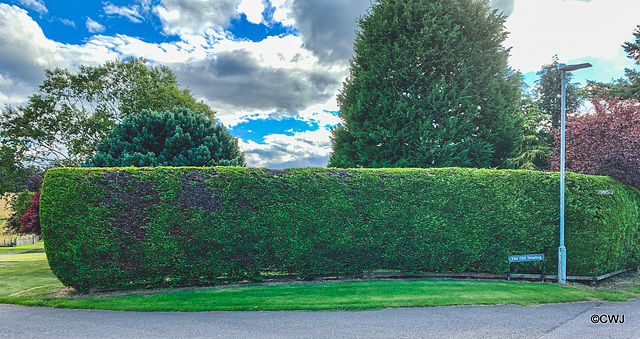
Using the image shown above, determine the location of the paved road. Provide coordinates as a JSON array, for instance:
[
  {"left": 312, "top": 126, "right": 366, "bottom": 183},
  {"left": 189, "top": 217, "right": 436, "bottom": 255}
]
[{"left": 1, "top": 298, "right": 638, "bottom": 339}]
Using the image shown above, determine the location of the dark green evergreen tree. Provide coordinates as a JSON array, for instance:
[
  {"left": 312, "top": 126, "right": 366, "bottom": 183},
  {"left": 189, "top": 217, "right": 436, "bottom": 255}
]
[
  {"left": 329, "top": 0, "right": 523, "bottom": 168},
  {"left": 534, "top": 55, "right": 584, "bottom": 127},
  {"left": 504, "top": 97, "right": 553, "bottom": 170},
  {"left": 86, "top": 108, "right": 245, "bottom": 167}
]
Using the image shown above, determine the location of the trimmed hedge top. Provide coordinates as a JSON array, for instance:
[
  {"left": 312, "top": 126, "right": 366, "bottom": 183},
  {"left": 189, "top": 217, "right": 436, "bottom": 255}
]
[{"left": 40, "top": 167, "right": 640, "bottom": 291}]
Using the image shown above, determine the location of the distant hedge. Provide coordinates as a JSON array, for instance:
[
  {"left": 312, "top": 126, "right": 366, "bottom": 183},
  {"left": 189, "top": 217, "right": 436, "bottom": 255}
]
[{"left": 40, "top": 167, "right": 640, "bottom": 291}]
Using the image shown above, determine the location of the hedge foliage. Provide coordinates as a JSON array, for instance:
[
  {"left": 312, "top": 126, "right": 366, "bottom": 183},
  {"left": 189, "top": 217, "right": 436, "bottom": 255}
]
[{"left": 40, "top": 167, "right": 640, "bottom": 291}]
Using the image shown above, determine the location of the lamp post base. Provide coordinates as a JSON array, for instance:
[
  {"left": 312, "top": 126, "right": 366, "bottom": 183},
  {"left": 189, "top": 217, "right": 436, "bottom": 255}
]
[{"left": 558, "top": 246, "right": 566, "bottom": 284}]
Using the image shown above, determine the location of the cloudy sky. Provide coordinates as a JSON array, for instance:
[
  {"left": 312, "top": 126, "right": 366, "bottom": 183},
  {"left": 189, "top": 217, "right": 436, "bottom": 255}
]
[{"left": 0, "top": 0, "right": 638, "bottom": 168}]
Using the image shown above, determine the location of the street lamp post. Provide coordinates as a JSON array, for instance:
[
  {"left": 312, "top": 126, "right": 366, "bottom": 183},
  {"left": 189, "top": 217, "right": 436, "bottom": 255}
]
[{"left": 557, "top": 62, "right": 592, "bottom": 285}]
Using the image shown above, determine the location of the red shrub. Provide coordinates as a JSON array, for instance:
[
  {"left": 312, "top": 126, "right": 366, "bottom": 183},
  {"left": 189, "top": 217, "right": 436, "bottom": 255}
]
[
  {"left": 549, "top": 97, "right": 640, "bottom": 190},
  {"left": 19, "top": 191, "right": 40, "bottom": 235}
]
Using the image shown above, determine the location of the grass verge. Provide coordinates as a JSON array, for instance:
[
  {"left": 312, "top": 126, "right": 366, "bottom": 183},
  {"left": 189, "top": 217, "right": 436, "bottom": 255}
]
[{"left": 0, "top": 243, "right": 636, "bottom": 312}]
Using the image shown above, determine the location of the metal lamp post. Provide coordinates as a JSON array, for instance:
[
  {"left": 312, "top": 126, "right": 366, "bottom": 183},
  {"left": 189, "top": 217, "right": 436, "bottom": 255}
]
[{"left": 557, "top": 62, "right": 592, "bottom": 285}]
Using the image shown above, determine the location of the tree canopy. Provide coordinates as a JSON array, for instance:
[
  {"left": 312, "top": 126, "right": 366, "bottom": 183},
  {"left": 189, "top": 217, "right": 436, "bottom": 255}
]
[
  {"left": 504, "top": 97, "right": 553, "bottom": 170},
  {"left": 506, "top": 56, "right": 585, "bottom": 171},
  {"left": 0, "top": 58, "right": 214, "bottom": 171},
  {"left": 329, "top": 0, "right": 523, "bottom": 169},
  {"left": 86, "top": 108, "right": 245, "bottom": 167},
  {"left": 18, "top": 191, "right": 40, "bottom": 235},
  {"left": 534, "top": 55, "right": 584, "bottom": 127},
  {"left": 3, "top": 190, "right": 34, "bottom": 234},
  {"left": 549, "top": 97, "right": 640, "bottom": 191}
]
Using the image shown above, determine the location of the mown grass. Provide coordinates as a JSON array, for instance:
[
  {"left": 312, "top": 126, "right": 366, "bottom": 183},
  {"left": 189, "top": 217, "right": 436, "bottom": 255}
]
[
  {"left": 0, "top": 242, "right": 45, "bottom": 254},
  {"left": 46, "top": 279, "right": 635, "bottom": 312},
  {"left": 0, "top": 259, "right": 63, "bottom": 298},
  {"left": 0, "top": 242, "right": 636, "bottom": 312}
]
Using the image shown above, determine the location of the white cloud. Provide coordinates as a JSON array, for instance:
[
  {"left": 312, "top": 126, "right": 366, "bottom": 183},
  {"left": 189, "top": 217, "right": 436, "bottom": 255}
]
[
  {"left": 505, "top": 0, "right": 640, "bottom": 73},
  {"left": 153, "top": 0, "right": 242, "bottom": 36},
  {"left": 270, "top": 0, "right": 294, "bottom": 26},
  {"left": 136, "top": 0, "right": 152, "bottom": 13},
  {"left": 93, "top": 34, "right": 211, "bottom": 64},
  {"left": 0, "top": 5, "right": 67, "bottom": 84},
  {"left": 225, "top": 99, "right": 340, "bottom": 168},
  {"left": 17, "top": 0, "right": 47, "bottom": 14},
  {"left": 0, "top": 12, "right": 342, "bottom": 119},
  {"left": 299, "top": 107, "right": 341, "bottom": 127},
  {"left": 221, "top": 109, "right": 272, "bottom": 128},
  {"left": 214, "top": 35, "right": 322, "bottom": 70},
  {"left": 60, "top": 18, "right": 76, "bottom": 27},
  {"left": 57, "top": 38, "right": 121, "bottom": 67},
  {"left": 222, "top": 98, "right": 340, "bottom": 130},
  {"left": 85, "top": 17, "right": 106, "bottom": 33},
  {"left": 238, "top": 128, "right": 332, "bottom": 168},
  {"left": 103, "top": 3, "right": 144, "bottom": 23},
  {"left": 0, "top": 74, "right": 32, "bottom": 105},
  {"left": 1, "top": 7, "right": 56, "bottom": 67},
  {"left": 127, "top": 32, "right": 345, "bottom": 127},
  {"left": 237, "top": 0, "right": 265, "bottom": 24},
  {"left": 0, "top": 5, "right": 120, "bottom": 106}
]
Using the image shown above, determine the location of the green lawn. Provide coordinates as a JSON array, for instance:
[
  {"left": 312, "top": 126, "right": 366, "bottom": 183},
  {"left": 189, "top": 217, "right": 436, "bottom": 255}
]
[
  {"left": 0, "top": 242, "right": 636, "bottom": 312},
  {"left": 0, "top": 242, "right": 45, "bottom": 253}
]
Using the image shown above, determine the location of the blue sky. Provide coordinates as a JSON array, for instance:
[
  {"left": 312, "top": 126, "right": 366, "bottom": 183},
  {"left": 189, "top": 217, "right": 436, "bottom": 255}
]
[{"left": 0, "top": 0, "right": 639, "bottom": 168}]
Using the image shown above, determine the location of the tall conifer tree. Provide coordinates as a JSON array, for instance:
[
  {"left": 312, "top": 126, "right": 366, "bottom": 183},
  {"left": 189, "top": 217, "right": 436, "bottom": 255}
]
[
  {"left": 329, "top": 0, "right": 523, "bottom": 168},
  {"left": 534, "top": 55, "right": 583, "bottom": 127}
]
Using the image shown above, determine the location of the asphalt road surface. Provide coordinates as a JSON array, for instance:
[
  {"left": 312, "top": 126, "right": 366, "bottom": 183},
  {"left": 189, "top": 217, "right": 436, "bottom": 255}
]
[{"left": 1, "top": 298, "right": 638, "bottom": 338}]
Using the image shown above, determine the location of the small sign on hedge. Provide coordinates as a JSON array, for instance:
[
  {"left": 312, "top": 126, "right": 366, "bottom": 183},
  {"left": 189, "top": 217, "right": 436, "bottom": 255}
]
[
  {"left": 508, "top": 253, "right": 545, "bottom": 282},
  {"left": 508, "top": 253, "right": 545, "bottom": 263}
]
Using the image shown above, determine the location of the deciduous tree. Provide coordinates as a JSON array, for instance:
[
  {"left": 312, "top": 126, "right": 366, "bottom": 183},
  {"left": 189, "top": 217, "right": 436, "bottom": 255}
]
[
  {"left": 549, "top": 97, "right": 640, "bottom": 190},
  {"left": 4, "top": 190, "right": 34, "bottom": 234},
  {"left": 18, "top": 191, "right": 40, "bottom": 235},
  {"left": 0, "top": 58, "right": 214, "bottom": 169}
]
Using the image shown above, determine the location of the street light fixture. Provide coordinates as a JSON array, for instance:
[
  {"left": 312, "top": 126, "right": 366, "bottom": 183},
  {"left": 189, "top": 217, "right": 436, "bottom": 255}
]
[{"left": 557, "top": 62, "right": 592, "bottom": 285}]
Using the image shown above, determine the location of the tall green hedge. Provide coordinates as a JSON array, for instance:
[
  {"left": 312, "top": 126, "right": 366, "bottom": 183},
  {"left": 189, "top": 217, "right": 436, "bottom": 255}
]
[{"left": 40, "top": 167, "right": 640, "bottom": 291}]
